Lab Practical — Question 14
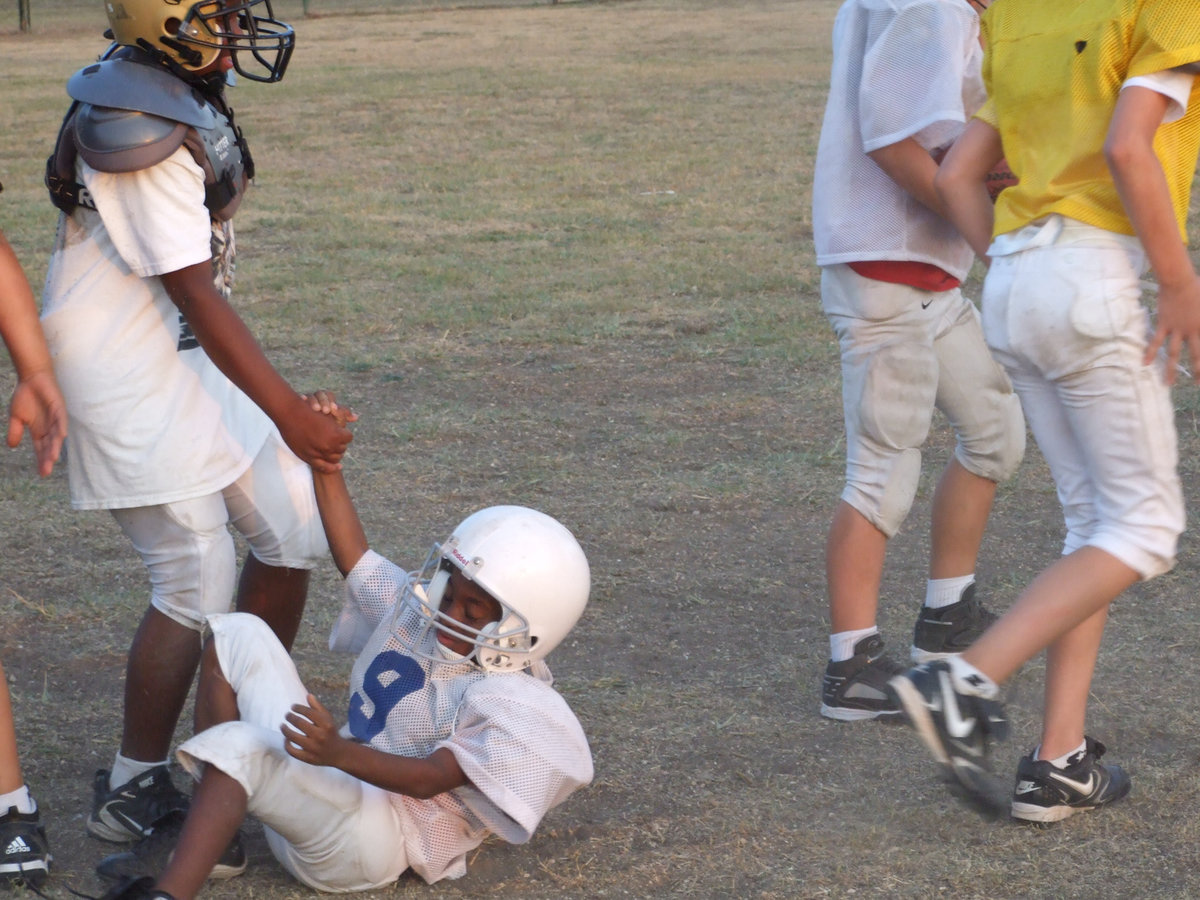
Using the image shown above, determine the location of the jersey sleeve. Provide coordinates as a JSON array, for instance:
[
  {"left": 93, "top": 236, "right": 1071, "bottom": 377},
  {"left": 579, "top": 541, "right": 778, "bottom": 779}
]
[
  {"left": 858, "top": 0, "right": 979, "bottom": 153},
  {"left": 1123, "top": 69, "right": 1195, "bottom": 124},
  {"left": 1127, "top": 1, "right": 1200, "bottom": 82},
  {"left": 329, "top": 549, "right": 407, "bottom": 653},
  {"left": 80, "top": 146, "right": 212, "bottom": 278},
  {"left": 439, "top": 675, "right": 593, "bottom": 844}
]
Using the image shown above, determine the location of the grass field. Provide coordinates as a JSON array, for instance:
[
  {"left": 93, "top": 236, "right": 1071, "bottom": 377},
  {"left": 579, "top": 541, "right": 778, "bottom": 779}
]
[{"left": 2, "top": 2, "right": 1200, "bottom": 898}]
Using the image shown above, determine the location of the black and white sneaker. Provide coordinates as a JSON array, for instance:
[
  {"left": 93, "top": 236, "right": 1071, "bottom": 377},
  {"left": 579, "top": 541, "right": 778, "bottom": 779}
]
[
  {"left": 820, "top": 634, "right": 904, "bottom": 721},
  {"left": 888, "top": 660, "right": 1009, "bottom": 798},
  {"left": 96, "top": 809, "right": 247, "bottom": 882},
  {"left": 0, "top": 805, "right": 51, "bottom": 887},
  {"left": 88, "top": 767, "right": 189, "bottom": 843},
  {"left": 911, "top": 583, "right": 998, "bottom": 662},
  {"left": 1011, "top": 736, "right": 1131, "bottom": 823}
]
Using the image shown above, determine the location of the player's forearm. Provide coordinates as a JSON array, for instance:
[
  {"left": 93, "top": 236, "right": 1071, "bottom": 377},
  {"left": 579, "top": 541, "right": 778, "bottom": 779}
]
[
  {"left": 934, "top": 120, "right": 1002, "bottom": 260},
  {"left": 1105, "top": 86, "right": 1194, "bottom": 290},
  {"left": 868, "top": 138, "right": 946, "bottom": 218},
  {"left": 0, "top": 235, "right": 56, "bottom": 381},
  {"left": 172, "top": 289, "right": 303, "bottom": 422},
  {"left": 312, "top": 469, "right": 369, "bottom": 576},
  {"left": 332, "top": 743, "right": 468, "bottom": 800}
]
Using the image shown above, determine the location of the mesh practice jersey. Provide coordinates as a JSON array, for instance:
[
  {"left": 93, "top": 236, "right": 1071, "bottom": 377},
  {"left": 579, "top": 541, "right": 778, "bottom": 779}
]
[
  {"left": 812, "top": 0, "right": 985, "bottom": 278},
  {"left": 340, "top": 550, "right": 594, "bottom": 883},
  {"left": 979, "top": 0, "right": 1200, "bottom": 239}
]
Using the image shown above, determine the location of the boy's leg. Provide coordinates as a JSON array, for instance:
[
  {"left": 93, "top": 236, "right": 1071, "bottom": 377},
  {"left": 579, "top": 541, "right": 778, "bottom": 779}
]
[
  {"left": 93, "top": 498, "right": 237, "bottom": 841},
  {"left": 819, "top": 266, "right": 937, "bottom": 720},
  {"left": 194, "top": 639, "right": 239, "bottom": 734},
  {"left": 108, "top": 615, "right": 304, "bottom": 898},
  {"left": 233, "top": 556, "right": 308, "bottom": 652},
  {"left": 120, "top": 611, "right": 203, "bottom": 764},
  {"left": 962, "top": 547, "right": 1135, "bottom": 688},
  {"left": 826, "top": 501, "right": 886, "bottom": 635},
  {"left": 0, "top": 661, "right": 21, "bottom": 794},
  {"left": 154, "top": 769, "right": 247, "bottom": 900},
  {"left": 912, "top": 292, "right": 1023, "bottom": 661},
  {"left": 928, "top": 292, "right": 1022, "bottom": 581},
  {"left": 177, "top": 617, "right": 409, "bottom": 893},
  {"left": 1040, "top": 605, "right": 1109, "bottom": 760},
  {"left": 0, "top": 660, "right": 50, "bottom": 888},
  {"left": 224, "top": 431, "right": 327, "bottom": 652},
  {"left": 928, "top": 458, "right": 996, "bottom": 581}
]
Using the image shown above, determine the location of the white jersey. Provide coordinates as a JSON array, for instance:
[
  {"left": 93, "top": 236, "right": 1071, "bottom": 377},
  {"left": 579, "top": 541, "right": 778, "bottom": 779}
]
[
  {"left": 40, "top": 146, "right": 272, "bottom": 510},
  {"left": 812, "top": 0, "right": 984, "bottom": 279},
  {"left": 341, "top": 550, "right": 594, "bottom": 883}
]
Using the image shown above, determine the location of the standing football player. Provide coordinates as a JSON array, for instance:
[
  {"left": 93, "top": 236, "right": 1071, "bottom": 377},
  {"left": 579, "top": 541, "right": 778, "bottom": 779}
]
[
  {"left": 41, "top": 0, "right": 352, "bottom": 842},
  {"left": 811, "top": 0, "right": 1024, "bottom": 722},
  {"left": 891, "top": 0, "right": 1200, "bottom": 822}
]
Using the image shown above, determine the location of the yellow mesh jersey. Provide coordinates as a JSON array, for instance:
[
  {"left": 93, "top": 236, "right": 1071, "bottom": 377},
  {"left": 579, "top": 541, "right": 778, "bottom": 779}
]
[{"left": 978, "top": 0, "right": 1200, "bottom": 240}]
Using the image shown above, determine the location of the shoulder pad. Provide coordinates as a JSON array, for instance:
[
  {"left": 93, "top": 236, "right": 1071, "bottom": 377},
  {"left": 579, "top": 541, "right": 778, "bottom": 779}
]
[
  {"left": 67, "top": 57, "right": 215, "bottom": 130},
  {"left": 73, "top": 103, "right": 189, "bottom": 175}
]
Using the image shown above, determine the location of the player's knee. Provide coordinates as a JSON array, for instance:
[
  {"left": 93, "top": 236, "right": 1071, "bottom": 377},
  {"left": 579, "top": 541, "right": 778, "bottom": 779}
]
[
  {"left": 844, "top": 446, "right": 922, "bottom": 537},
  {"left": 956, "top": 389, "right": 1026, "bottom": 482},
  {"left": 149, "top": 535, "right": 238, "bottom": 631}
]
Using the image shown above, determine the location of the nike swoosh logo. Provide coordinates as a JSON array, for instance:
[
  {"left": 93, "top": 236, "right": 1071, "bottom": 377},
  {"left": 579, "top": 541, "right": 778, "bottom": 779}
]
[
  {"left": 938, "top": 671, "right": 976, "bottom": 739},
  {"left": 921, "top": 298, "right": 933, "bottom": 309},
  {"left": 1014, "top": 780, "right": 1039, "bottom": 795},
  {"left": 1047, "top": 769, "right": 1097, "bottom": 796}
]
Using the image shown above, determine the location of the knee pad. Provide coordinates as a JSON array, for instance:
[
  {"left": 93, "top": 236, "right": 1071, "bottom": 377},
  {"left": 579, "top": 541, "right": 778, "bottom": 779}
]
[
  {"left": 150, "top": 525, "right": 237, "bottom": 632},
  {"left": 844, "top": 446, "right": 923, "bottom": 537},
  {"left": 842, "top": 340, "right": 938, "bottom": 536},
  {"left": 955, "top": 388, "right": 1026, "bottom": 483}
]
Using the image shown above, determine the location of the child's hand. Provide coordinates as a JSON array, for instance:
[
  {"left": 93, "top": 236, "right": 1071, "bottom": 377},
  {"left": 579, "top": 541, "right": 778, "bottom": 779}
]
[
  {"left": 282, "top": 693, "right": 349, "bottom": 767},
  {"left": 303, "top": 389, "right": 359, "bottom": 428},
  {"left": 1145, "top": 274, "right": 1200, "bottom": 385},
  {"left": 8, "top": 369, "right": 67, "bottom": 478}
]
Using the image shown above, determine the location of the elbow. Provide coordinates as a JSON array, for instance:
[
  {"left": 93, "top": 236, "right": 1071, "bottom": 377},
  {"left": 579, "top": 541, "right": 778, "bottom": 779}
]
[{"left": 1103, "top": 131, "right": 1144, "bottom": 178}]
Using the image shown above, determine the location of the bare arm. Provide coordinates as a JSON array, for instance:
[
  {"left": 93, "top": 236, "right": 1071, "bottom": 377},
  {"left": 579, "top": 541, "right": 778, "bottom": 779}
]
[
  {"left": 867, "top": 136, "right": 948, "bottom": 217},
  {"left": 311, "top": 467, "right": 369, "bottom": 576},
  {"left": 281, "top": 693, "right": 469, "bottom": 799},
  {"left": 933, "top": 118, "right": 1004, "bottom": 261},
  {"left": 304, "top": 389, "right": 367, "bottom": 575},
  {"left": 160, "top": 263, "right": 353, "bottom": 472},
  {"left": 0, "top": 231, "right": 67, "bottom": 476},
  {"left": 1104, "top": 84, "right": 1200, "bottom": 384}
]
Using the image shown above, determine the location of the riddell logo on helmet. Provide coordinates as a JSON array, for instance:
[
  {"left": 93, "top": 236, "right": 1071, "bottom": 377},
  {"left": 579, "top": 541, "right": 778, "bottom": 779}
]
[{"left": 450, "top": 548, "right": 471, "bottom": 567}]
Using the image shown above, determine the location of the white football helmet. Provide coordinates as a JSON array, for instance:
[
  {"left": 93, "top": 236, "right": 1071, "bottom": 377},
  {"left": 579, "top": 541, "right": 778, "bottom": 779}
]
[
  {"left": 403, "top": 506, "right": 590, "bottom": 672},
  {"left": 104, "top": 0, "right": 294, "bottom": 82}
]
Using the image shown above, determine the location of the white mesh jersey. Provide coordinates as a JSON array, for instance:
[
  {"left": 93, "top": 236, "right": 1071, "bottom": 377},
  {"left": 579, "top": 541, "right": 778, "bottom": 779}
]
[
  {"left": 812, "top": 0, "right": 984, "bottom": 279},
  {"left": 339, "top": 550, "right": 594, "bottom": 883}
]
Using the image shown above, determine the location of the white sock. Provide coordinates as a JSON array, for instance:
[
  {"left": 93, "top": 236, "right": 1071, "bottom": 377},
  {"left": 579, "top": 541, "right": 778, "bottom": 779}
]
[
  {"left": 0, "top": 785, "right": 35, "bottom": 815},
  {"left": 830, "top": 626, "right": 879, "bottom": 662},
  {"left": 1034, "top": 739, "right": 1087, "bottom": 768},
  {"left": 110, "top": 753, "right": 168, "bottom": 790},
  {"left": 947, "top": 655, "right": 998, "bottom": 699},
  {"left": 924, "top": 575, "right": 975, "bottom": 609}
]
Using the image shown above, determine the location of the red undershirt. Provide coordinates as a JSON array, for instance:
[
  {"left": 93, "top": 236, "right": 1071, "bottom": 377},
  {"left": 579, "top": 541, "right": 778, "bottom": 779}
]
[{"left": 848, "top": 260, "right": 960, "bottom": 292}]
